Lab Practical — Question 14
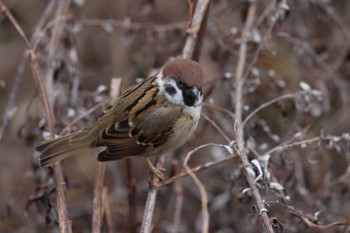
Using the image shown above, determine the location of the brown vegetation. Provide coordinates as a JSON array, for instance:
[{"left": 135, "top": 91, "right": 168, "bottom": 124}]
[{"left": 1, "top": 0, "right": 350, "bottom": 232}]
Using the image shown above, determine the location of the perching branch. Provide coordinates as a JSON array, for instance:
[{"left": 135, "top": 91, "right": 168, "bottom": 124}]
[{"left": 140, "top": 1, "right": 211, "bottom": 232}]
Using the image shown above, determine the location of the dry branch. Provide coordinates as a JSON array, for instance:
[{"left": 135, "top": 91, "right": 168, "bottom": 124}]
[
  {"left": 0, "top": 1, "right": 71, "bottom": 232},
  {"left": 92, "top": 78, "right": 121, "bottom": 232},
  {"left": 183, "top": 143, "right": 233, "bottom": 233},
  {"left": 0, "top": 0, "right": 55, "bottom": 141},
  {"left": 232, "top": 1, "right": 275, "bottom": 232},
  {"left": 140, "top": 0, "right": 211, "bottom": 232},
  {"left": 140, "top": 156, "right": 164, "bottom": 233},
  {"left": 80, "top": 19, "right": 186, "bottom": 32}
]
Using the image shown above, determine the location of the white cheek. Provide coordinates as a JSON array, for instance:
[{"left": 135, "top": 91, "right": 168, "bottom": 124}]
[
  {"left": 156, "top": 72, "right": 202, "bottom": 121},
  {"left": 169, "top": 87, "right": 184, "bottom": 105},
  {"left": 156, "top": 73, "right": 185, "bottom": 106}
]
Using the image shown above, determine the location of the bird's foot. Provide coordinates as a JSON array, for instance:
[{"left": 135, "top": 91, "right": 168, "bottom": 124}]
[{"left": 144, "top": 157, "right": 165, "bottom": 181}]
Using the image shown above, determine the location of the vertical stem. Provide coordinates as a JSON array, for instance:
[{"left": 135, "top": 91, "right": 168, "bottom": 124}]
[
  {"left": 126, "top": 159, "right": 137, "bottom": 231},
  {"left": 92, "top": 163, "right": 106, "bottom": 233},
  {"left": 140, "top": 156, "right": 164, "bottom": 233},
  {"left": 140, "top": 1, "right": 210, "bottom": 232},
  {"left": 92, "top": 78, "right": 122, "bottom": 232},
  {"left": 233, "top": 1, "right": 275, "bottom": 233}
]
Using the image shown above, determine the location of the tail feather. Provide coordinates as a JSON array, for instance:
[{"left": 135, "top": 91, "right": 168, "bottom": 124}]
[{"left": 36, "top": 130, "right": 95, "bottom": 167}]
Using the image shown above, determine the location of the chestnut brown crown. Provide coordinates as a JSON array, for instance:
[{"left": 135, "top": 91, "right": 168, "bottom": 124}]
[{"left": 162, "top": 59, "right": 204, "bottom": 88}]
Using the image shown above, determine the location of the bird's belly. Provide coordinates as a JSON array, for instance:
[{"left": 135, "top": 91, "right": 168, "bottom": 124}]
[{"left": 155, "top": 116, "right": 198, "bottom": 156}]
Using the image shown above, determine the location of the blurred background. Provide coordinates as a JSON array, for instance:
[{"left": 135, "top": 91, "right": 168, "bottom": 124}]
[{"left": 1, "top": 0, "right": 350, "bottom": 232}]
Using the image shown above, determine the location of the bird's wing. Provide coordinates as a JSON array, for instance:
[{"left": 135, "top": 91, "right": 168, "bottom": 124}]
[{"left": 96, "top": 107, "right": 182, "bottom": 161}]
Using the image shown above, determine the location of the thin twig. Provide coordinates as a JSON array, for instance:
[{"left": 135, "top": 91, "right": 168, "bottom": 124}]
[
  {"left": 140, "top": 1, "right": 211, "bottom": 232},
  {"left": 140, "top": 156, "right": 164, "bottom": 233},
  {"left": 183, "top": 146, "right": 209, "bottom": 233},
  {"left": 203, "top": 103, "right": 236, "bottom": 121},
  {"left": 233, "top": 1, "right": 275, "bottom": 232},
  {"left": 242, "top": 0, "right": 289, "bottom": 83},
  {"left": 164, "top": 154, "right": 237, "bottom": 187},
  {"left": 80, "top": 19, "right": 186, "bottom": 32},
  {"left": 190, "top": 146, "right": 223, "bottom": 231},
  {"left": 0, "top": 2, "right": 71, "bottom": 232},
  {"left": 274, "top": 201, "right": 350, "bottom": 229},
  {"left": 0, "top": 0, "right": 55, "bottom": 141},
  {"left": 102, "top": 187, "right": 113, "bottom": 233},
  {"left": 92, "top": 162, "right": 106, "bottom": 233},
  {"left": 242, "top": 90, "right": 310, "bottom": 127},
  {"left": 202, "top": 112, "right": 231, "bottom": 143},
  {"left": 126, "top": 158, "right": 137, "bottom": 231},
  {"left": 44, "top": 0, "right": 71, "bottom": 106},
  {"left": 182, "top": 143, "right": 233, "bottom": 233},
  {"left": 92, "top": 78, "right": 121, "bottom": 233},
  {"left": 60, "top": 98, "right": 110, "bottom": 135},
  {"left": 264, "top": 133, "right": 349, "bottom": 157},
  {"left": 182, "top": 0, "right": 210, "bottom": 59},
  {"left": 44, "top": 1, "right": 72, "bottom": 233},
  {"left": 172, "top": 177, "right": 184, "bottom": 233}
]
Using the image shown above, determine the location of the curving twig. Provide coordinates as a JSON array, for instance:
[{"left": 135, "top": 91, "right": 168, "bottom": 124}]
[
  {"left": 183, "top": 143, "right": 232, "bottom": 233},
  {"left": 275, "top": 201, "right": 350, "bottom": 229},
  {"left": 242, "top": 90, "right": 313, "bottom": 127}
]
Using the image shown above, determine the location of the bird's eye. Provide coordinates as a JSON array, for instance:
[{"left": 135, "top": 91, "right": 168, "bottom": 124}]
[{"left": 177, "top": 79, "right": 184, "bottom": 87}]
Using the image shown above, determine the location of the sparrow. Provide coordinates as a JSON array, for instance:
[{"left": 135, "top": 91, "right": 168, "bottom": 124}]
[{"left": 35, "top": 58, "right": 204, "bottom": 179}]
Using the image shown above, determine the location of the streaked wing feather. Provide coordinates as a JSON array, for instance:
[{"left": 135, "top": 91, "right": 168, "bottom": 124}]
[
  {"left": 96, "top": 78, "right": 181, "bottom": 161},
  {"left": 97, "top": 116, "right": 175, "bottom": 161}
]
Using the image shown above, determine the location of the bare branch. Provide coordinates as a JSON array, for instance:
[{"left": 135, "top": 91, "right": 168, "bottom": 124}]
[
  {"left": 140, "top": 1, "right": 211, "bottom": 232},
  {"left": 0, "top": 1, "right": 71, "bottom": 232},
  {"left": 79, "top": 19, "right": 186, "bottom": 32},
  {"left": 242, "top": 90, "right": 313, "bottom": 127},
  {"left": 182, "top": 143, "right": 232, "bottom": 233},
  {"left": 232, "top": 1, "right": 275, "bottom": 232},
  {"left": 92, "top": 162, "right": 106, "bottom": 233},
  {"left": 0, "top": 0, "right": 55, "bottom": 141},
  {"left": 182, "top": 0, "right": 210, "bottom": 59},
  {"left": 140, "top": 156, "right": 164, "bottom": 233},
  {"left": 275, "top": 202, "right": 350, "bottom": 229},
  {"left": 92, "top": 78, "right": 121, "bottom": 233},
  {"left": 164, "top": 153, "right": 237, "bottom": 187}
]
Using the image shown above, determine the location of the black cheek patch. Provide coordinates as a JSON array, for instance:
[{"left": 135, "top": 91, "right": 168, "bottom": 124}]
[{"left": 165, "top": 85, "right": 177, "bottom": 96}]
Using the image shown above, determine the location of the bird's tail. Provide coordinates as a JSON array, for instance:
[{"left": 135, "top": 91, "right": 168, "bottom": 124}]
[{"left": 36, "top": 129, "right": 95, "bottom": 167}]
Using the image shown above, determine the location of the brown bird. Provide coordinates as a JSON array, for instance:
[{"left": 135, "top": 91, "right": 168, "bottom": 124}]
[{"left": 36, "top": 58, "right": 204, "bottom": 179}]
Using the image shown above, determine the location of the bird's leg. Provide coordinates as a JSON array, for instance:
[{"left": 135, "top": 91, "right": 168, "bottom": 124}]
[{"left": 144, "top": 157, "right": 165, "bottom": 180}]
